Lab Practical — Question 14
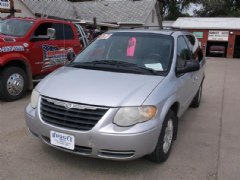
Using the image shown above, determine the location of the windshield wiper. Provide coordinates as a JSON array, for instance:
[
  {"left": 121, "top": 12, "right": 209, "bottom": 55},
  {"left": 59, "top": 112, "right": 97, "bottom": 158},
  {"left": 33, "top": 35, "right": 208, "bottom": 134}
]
[
  {"left": 92, "top": 60, "right": 158, "bottom": 75},
  {"left": 90, "top": 60, "right": 137, "bottom": 67},
  {"left": 69, "top": 60, "right": 158, "bottom": 75},
  {"left": 69, "top": 60, "right": 136, "bottom": 67},
  {"left": 137, "top": 66, "right": 158, "bottom": 75}
]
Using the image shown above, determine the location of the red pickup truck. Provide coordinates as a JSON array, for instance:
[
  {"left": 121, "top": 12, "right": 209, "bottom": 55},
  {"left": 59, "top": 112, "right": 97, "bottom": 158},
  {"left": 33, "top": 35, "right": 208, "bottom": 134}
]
[{"left": 0, "top": 17, "right": 87, "bottom": 101}]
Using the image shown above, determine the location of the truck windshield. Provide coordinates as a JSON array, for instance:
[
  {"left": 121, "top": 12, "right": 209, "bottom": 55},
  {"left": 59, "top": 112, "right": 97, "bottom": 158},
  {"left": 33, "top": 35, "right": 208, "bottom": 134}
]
[
  {"left": 73, "top": 32, "right": 174, "bottom": 75},
  {"left": 0, "top": 19, "right": 34, "bottom": 37}
]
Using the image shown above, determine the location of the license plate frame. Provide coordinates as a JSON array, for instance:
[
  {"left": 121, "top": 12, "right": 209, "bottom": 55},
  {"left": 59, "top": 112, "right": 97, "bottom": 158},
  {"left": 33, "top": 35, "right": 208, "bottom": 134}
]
[{"left": 50, "top": 131, "right": 75, "bottom": 150}]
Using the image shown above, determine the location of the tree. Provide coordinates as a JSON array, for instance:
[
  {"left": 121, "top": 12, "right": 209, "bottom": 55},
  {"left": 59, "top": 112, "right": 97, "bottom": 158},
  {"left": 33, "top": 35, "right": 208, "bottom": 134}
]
[
  {"left": 158, "top": 0, "right": 197, "bottom": 20},
  {"left": 67, "top": 0, "right": 195, "bottom": 20},
  {"left": 194, "top": 0, "right": 240, "bottom": 17}
]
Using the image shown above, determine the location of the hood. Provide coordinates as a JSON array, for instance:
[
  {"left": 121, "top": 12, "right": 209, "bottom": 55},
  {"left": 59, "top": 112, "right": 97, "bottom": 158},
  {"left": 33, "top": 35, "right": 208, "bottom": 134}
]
[{"left": 37, "top": 67, "right": 165, "bottom": 107}]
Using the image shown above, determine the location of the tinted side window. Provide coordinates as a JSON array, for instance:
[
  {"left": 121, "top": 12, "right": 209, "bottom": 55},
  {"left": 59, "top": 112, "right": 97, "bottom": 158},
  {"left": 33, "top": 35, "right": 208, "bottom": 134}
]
[
  {"left": 177, "top": 36, "right": 191, "bottom": 68},
  {"left": 52, "top": 23, "right": 64, "bottom": 40},
  {"left": 34, "top": 23, "right": 53, "bottom": 36},
  {"left": 186, "top": 35, "right": 195, "bottom": 47},
  {"left": 52, "top": 23, "right": 74, "bottom": 40},
  {"left": 63, "top": 24, "right": 74, "bottom": 40},
  {"left": 185, "top": 35, "right": 203, "bottom": 62}
]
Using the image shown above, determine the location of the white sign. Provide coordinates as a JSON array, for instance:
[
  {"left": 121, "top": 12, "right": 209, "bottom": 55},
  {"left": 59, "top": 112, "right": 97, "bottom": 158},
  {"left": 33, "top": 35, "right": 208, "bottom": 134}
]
[
  {"left": 50, "top": 131, "right": 75, "bottom": 150},
  {"left": 0, "top": 46, "right": 25, "bottom": 53},
  {"left": 208, "top": 31, "right": 229, "bottom": 41},
  {"left": 0, "top": 0, "right": 10, "bottom": 9}
]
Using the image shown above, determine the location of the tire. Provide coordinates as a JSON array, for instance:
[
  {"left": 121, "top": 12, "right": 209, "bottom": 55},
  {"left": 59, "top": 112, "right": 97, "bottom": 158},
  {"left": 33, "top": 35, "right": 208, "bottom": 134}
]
[
  {"left": 190, "top": 83, "right": 202, "bottom": 108},
  {"left": 0, "top": 67, "right": 28, "bottom": 101},
  {"left": 147, "top": 110, "right": 177, "bottom": 163}
]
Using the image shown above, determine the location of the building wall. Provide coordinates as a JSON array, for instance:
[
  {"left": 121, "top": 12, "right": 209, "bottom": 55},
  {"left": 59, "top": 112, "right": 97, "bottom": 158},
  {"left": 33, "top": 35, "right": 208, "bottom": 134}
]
[
  {"left": 144, "top": 7, "right": 159, "bottom": 27},
  {"left": 186, "top": 29, "right": 240, "bottom": 58},
  {"left": 228, "top": 30, "right": 240, "bottom": 58},
  {"left": 0, "top": 0, "right": 34, "bottom": 18}
]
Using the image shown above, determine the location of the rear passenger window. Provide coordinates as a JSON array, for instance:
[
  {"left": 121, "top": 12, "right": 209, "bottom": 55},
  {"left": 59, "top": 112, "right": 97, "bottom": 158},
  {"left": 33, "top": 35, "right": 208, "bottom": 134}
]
[
  {"left": 177, "top": 36, "right": 191, "bottom": 68},
  {"left": 185, "top": 35, "right": 203, "bottom": 62},
  {"left": 53, "top": 24, "right": 74, "bottom": 40},
  {"left": 63, "top": 24, "right": 74, "bottom": 40}
]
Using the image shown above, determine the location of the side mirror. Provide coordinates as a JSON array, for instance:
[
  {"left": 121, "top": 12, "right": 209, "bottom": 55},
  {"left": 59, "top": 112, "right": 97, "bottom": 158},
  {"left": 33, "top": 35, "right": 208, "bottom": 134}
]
[
  {"left": 176, "top": 60, "right": 200, "bottom": 74},
  {"left": 47, "top": 28, "right": 56, "bottom": 40}
]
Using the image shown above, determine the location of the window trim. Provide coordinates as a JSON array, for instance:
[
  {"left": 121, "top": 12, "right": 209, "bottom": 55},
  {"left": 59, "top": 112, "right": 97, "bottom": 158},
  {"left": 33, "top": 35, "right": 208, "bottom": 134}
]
[
  {"left": 175, "top": 35, "right": 192, "bottom": 77},
  {"left": 184, "top": 34, "right": 203, "bottom": 62}
]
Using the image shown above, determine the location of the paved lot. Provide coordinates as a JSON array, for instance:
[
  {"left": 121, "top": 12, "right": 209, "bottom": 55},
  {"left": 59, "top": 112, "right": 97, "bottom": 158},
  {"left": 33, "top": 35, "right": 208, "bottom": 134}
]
[{"left": 0, "top": 58, "right": 240, "bottom": 180}]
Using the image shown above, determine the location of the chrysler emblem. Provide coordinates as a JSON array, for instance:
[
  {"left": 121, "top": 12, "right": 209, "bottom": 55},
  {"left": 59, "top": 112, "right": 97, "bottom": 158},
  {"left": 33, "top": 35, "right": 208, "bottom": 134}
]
[{"left": 64, "top": 103, "right": 73, "bottom": 109}]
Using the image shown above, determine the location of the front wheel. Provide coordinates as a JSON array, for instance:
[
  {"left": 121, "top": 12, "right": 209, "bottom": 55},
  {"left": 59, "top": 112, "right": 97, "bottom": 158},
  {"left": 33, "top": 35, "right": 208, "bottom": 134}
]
[
  {"left": 0, "top": 67, "right": 28, "bottom": 101},
  {"left": 147, "top": 110, "right": 177, "bottom": 163}
]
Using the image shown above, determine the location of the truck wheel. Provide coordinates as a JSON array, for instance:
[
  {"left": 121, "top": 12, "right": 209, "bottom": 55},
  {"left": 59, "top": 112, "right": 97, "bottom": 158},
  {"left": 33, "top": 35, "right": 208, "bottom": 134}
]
[
  {"left": 0, "top": 67, "right": 28, "bottom": 101},
  {"left": 190, "top": 84, "right": 202, "bottom": 108},
  {"left": 147, "top": 110, "right": 177, "bottom": 163}
]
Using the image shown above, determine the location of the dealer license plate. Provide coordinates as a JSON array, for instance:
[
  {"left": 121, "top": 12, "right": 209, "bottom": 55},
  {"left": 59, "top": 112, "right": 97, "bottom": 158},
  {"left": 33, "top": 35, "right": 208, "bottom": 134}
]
[{"left": 50, "top": 131, "right": 75, "bottom": 150}]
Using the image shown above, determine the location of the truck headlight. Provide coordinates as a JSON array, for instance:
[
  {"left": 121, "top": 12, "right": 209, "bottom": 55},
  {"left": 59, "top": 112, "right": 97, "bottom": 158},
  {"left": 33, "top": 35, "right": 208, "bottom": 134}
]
[
  {"left": 113, "top": 106, "right": 157, "bottom": 127},
  {"left": 30, "top": 89, "right": 40, "bottom": 109}
]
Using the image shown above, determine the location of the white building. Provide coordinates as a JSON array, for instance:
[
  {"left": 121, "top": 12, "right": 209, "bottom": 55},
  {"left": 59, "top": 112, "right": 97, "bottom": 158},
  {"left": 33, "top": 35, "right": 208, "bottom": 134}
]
[{"left": 1, "top": 0, "right": 162, "bottom": 28}]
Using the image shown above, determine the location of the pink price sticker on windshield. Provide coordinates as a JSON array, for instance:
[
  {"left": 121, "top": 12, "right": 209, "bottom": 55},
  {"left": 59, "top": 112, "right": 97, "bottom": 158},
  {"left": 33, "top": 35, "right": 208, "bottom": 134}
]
[
  {"left": 127, "top": 37, "right": 136, "bottom": 57},
  {"left": 98, "top": 34, "right": 112, "bottom": 40}
]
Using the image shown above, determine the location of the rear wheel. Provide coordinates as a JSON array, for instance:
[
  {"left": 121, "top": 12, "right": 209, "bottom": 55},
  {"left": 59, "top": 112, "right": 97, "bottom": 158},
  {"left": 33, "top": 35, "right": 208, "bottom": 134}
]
[
  {"left": 0, "top": 67, "right": 28, "bottom": 101},
  {"left": 147, "top": 110, "right": 177, "bottom": 163}
]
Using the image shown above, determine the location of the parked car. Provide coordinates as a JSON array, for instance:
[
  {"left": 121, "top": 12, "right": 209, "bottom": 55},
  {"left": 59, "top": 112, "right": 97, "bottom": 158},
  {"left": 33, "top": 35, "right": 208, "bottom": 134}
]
[
  {"left": 209, "top": 45, "right": 225, "bottom": 57},
  {"left": 0, "top": 17, "right": 88, "bottom": 101},
  {"left": 25, "top": 30, "right": 206, "bottom": 163}
]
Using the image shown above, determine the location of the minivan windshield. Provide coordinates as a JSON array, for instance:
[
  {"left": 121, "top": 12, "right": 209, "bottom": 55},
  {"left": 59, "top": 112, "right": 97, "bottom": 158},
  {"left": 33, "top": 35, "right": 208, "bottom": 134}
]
[
  {"left": 72, "top": 32, "right": 174, "bottom": 75},
  {"left": 0, "top": 19, "right": 34, "bottom": 37}
]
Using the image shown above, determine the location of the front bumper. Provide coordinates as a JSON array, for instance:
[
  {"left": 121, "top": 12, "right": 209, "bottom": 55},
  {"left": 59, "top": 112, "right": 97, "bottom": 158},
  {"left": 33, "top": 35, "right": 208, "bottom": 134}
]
[{"left": 25, "top": 104, "right": 161, "bottom": 160}]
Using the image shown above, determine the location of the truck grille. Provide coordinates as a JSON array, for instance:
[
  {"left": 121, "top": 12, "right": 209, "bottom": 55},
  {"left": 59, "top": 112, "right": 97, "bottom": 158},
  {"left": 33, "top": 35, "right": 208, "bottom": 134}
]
[{"left": 40, "top": 97, "right": 108, "bottom": 131}]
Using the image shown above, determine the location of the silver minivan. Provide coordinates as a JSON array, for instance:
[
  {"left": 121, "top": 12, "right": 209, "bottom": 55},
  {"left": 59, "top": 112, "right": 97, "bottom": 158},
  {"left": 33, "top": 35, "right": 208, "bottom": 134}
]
[{"left": 25, "top": 30, "right": 205, "bottom": 163}]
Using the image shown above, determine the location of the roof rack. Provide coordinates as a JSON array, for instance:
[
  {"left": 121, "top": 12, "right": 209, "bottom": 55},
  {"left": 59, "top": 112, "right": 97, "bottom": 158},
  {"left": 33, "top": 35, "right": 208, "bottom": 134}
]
[
  {"left": 162, "top": 26, "right": 181, "bottom": 30},
  {"left": 119, "top": 26, "right": 161, "bottom": 30},
  {"left": 119, "top": 26, "right": 181, "bottom": 30}
]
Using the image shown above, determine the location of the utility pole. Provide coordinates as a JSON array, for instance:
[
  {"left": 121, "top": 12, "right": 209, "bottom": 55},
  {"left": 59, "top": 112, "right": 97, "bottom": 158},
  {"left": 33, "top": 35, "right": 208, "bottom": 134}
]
[{"left": 0, "top": 0, "right": 21, "bottom": 18}]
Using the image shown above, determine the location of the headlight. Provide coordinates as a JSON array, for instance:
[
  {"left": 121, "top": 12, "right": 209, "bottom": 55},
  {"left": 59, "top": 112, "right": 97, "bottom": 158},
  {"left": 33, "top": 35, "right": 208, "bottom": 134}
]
[
  {"left": 113, "top": 106, "right": 157, "bottom": 127},
  {"left": 30, "top": 89, "right": 40, "bottom": 109}
]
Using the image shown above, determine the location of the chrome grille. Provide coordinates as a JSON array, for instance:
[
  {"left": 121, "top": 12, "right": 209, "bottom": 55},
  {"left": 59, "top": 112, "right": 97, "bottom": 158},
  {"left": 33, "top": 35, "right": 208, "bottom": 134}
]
[{"left": 40, "top": 97, "right": 108, "bottom": 131}]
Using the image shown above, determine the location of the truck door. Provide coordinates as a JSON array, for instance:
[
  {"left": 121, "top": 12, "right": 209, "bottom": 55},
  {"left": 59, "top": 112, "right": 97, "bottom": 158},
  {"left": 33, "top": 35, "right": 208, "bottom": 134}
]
[{"left": 28, "top": 22, "right": 81, "bottom": 77}]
